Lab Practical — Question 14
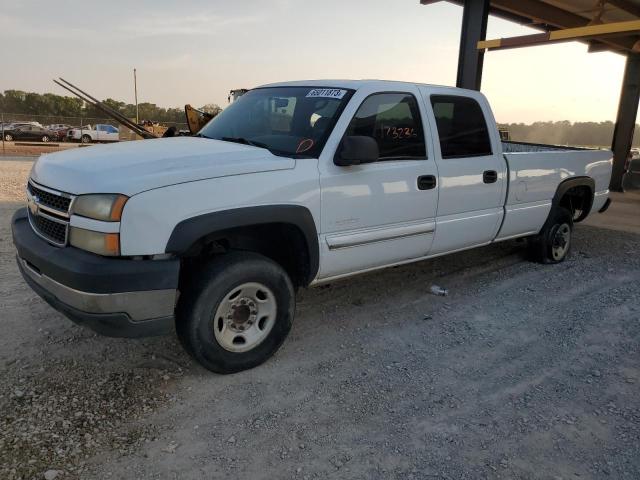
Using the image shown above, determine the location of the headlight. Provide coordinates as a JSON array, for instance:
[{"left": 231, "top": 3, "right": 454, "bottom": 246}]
[
  {"left": 69, "top": 227, "right": 120, "bottom": 256},
  {"left": 72, "top": 194, "right": 128, "bottom": 221}
]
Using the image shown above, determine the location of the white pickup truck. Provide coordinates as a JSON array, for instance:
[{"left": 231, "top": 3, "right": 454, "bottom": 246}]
[
  {"left": 67, "top": 124, "right": 119, "bottom": 143},
  {"left": 12, "top": 80, "right": 612, "bottom": 373}
]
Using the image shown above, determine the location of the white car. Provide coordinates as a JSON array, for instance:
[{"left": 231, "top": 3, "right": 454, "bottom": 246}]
[
  {"left": 12, "top": 80, "right": 612, "bottom": 373},
  {"left": 67, "top": 124, "right": 119, "bottom": 143}
]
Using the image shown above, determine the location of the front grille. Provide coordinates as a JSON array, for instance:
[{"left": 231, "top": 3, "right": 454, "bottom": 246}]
[
  {"left": 27, "top": 182, "right": 71, "bottom": 213},
  {"left": 27, "top": 180, "right": 74, "bottom": 246},
  {"left": 29, "top": 210, "right": 68, "bottom": 245}
]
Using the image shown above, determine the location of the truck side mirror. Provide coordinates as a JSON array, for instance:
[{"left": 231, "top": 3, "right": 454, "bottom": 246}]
[{"left": 334, "top": 136, "right": 379, "bottom": 166}]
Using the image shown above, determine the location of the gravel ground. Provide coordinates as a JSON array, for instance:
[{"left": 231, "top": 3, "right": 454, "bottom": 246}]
[
  {"left": 0, "top": 161, "right": 32, "bottom": 202},
  {"left": 1, "top": 161, "right": 639, "bottom": 480}
]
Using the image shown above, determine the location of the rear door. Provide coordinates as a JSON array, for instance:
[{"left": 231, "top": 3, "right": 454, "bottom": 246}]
[
  {"left": 33, "top": 127, "right": 45, "bottom": 140},
  {"left": 420, "top": 89, "right": 507, "bottom": 254},
  {"left": 22, "top": 126, "right": 36, "bottom": 140},
  {"left": 318, "top": 86, "right": 439, "bottom": 279}
]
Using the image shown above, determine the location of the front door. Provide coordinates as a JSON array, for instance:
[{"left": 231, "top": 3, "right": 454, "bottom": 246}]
[
  {"left": 318, "top": 87, "right": 439, "bottom": 279},
  {"left": 96, "top": 125, "right": 107, "bottom": 141},
  {"left": 421, "top": 91, "right": 507, "bottom": 254}
]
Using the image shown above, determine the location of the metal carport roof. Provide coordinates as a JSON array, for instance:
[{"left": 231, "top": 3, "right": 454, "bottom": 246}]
[{"left": 421, "top": 0, "right": 640, "bottom": 53}]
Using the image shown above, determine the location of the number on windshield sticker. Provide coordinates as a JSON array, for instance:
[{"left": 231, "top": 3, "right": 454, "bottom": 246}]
[{"left": 382, "top": 126, "right": 416, "bottom": 140}]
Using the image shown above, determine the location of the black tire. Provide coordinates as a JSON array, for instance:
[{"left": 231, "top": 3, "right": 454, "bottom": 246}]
[
  {"left": 176, "top": 252, "right": 295, "bottom": 374},
  {"left": 41, "top": 135, "right": 50, "bottom": 142},
  {"left": 527, "top": 206, "right": 573, "bottom": 264},
  {"left": 81, "top": 134, "right": 92, "bottom": 144},
  {"left": 4, "top": 134, "right": 13, "bottom": 142}
]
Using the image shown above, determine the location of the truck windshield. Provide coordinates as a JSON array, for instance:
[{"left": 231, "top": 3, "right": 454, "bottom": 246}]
[{"left": 198, "top": 86, "right": 354, "bottom": 158}]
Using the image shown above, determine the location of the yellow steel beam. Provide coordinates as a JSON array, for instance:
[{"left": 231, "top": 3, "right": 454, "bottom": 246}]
[{"left": 478, "top": 19, "right": 640, "bottom": 51}]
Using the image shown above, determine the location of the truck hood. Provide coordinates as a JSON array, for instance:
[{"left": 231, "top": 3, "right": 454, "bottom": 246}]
[{"left": 30, "top": 137, "right": 295, "bottom": 196}]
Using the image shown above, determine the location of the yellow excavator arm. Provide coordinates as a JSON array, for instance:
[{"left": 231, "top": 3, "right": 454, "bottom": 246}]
[{"left": 185, "top": 104, "right": 214, "bottom": 134}]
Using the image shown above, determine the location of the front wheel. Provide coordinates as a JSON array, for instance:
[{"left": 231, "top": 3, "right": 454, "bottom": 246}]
[
  {"left": 4, "top": 134, "right": 13, "bottom": 141},
  {"left": 176, "top": 252, "right": 295, "bottom": 374},
  {"left": 528, "top": 206, "right": 573, "bottom": 264},
  {"left": 41, "top": 135, "right": 50, "bottom": 142}
]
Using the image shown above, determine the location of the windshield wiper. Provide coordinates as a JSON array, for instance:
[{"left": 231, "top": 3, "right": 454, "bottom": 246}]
[{"left": 221, "top": 136, "right": 270, "bottom": 150}]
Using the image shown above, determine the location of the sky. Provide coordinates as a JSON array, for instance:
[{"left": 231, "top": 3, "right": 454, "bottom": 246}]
[{"left": 0, "top": 0, "right": 631, "bottom": 124}]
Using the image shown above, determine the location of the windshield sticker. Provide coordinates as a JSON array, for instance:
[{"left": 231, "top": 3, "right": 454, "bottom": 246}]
[{"left": 306, "top": 89, "right": 347, "bottom": 99}]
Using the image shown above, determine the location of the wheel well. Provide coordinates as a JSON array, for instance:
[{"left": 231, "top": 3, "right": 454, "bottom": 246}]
[
  {"left": 558, "top": 185, "right": 593, "bottom": 223},
  {"left": 179, "top": 223, "right": 312, "bottom": 288}
]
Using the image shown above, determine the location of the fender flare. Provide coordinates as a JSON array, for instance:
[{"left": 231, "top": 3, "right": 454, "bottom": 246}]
[
  {"left": 552, "top": 176, "right": 595, "bottom": 222},
  {"left": 165, "top": 205, "right": 319, "bottom": 284}
]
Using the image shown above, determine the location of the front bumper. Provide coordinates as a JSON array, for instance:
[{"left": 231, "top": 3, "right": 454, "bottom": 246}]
[{"left": 12, "top": 208, "right": 180, "bottom": 338}]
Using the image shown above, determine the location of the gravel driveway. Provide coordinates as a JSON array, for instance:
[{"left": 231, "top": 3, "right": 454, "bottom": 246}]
[{"left": 1, "top": 160, "right": 638, "bottom": 479}]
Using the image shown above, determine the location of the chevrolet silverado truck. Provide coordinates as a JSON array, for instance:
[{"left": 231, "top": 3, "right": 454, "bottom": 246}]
[{"left": 12, "top": 80, "right": 612, "bottom": 373}]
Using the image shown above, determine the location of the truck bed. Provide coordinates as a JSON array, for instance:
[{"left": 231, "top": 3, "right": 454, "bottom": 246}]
[
  {"left": 495, "top": 142, "right": 613, "bottom": 241},
  {"left": 502, "top": 141, "right": 590, "bottom": 153}
]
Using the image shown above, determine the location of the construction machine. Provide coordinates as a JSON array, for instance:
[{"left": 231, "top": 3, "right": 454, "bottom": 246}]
[{"left": 184, "top": 105, "right": 214, "bottom": 134}]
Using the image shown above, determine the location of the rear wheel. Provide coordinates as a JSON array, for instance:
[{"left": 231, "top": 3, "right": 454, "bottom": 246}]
[
  {"left": 81, "top": 134, "right": 92, "bottom": 144},
  {"left": 528, "top": 206, "right": 573, "bottom": 264},
  {"left": 4, "top": 134, "right": 13, "bottom": 141},
  {"left": 176, "top": 252, "right": 295, "bottom": 374},
  {"left": 41, "top": 135, "right": 50, "bottom": 142}
]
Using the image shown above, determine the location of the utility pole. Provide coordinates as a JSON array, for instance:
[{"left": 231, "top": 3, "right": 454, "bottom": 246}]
[{"left": 134, "top": 68, "right": 139, "bottom": 124}]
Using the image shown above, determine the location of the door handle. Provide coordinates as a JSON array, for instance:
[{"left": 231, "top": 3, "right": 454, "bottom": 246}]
[
  {"left": 483, "top": 170, "right": 498, "bottom": 184},
  {"left": 417, "top": 175, "right": 437, "bottom": 190}
]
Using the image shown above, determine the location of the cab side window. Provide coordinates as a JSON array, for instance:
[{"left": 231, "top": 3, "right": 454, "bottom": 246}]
[
  {"left": 430, "top": 95, "right": 492, "bottom": 159},
  {"left": 345, "top": 93, "right": 426, "bottom": 161}
]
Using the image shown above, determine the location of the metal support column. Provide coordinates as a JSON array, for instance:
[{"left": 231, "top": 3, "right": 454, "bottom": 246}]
[
  {"left": 611, "top": 53, "right": 640, "bottom": 191},
  {"left": 456, "top": 0, "right": 490, "bottom": 90}
]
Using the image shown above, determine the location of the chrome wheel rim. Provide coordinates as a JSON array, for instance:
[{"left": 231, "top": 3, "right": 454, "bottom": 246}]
[
  {"left": 42, "top": 136, "right": 49, "bottom": 142},
  {"left": 5, "top": 135, "right": 12, "bottom": 141},
  {"left": 213, "top": 282, "right": 277, "bottom": 353},
  {"left": 551, "top": 223, "right": 571, "bottom": 261}
]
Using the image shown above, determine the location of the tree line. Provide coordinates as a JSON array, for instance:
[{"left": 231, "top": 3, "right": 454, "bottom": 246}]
[
  {"left": 0, "top": 90, "right": 221, "bottom": 125},
  {"left": 499, "top": 120, "right": 639, "bottom": 147},
  {"left": 1, "top": 89, "right": 637, "bottom": 146}
]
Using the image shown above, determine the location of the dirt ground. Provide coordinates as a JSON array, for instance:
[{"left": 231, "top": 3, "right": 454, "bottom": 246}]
[
  {"left": 1, "top": 142, "right": 81, "bottom": 157},
  {"left": 1, "top": 160, "right": 639, "bottom": 480}
]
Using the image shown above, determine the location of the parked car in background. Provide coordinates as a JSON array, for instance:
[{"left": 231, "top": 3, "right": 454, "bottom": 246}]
[
  {"left": 67, "top": 124, "right": 119, "bottom": 143},
  {"left": 47, "top": 124, "right": 74, "bottom": 142},
  {"left": 3, "top": 124, "right": 56, "bottom": 142},
  {"left": 623, "top": 152, "right": 640, "bottom": 190},
  {"left": 1, "top": 123, "right": 15, "bottom": 134}
]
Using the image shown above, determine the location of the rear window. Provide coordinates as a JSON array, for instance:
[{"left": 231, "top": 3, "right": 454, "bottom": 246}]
[{"left": 430, "top": 95, "right": 492, "bottom": 159}]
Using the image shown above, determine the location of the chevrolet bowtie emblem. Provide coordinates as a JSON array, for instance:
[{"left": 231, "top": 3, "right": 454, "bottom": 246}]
[{"left": 28, "top": 194, "right": 39, "bottom": 216}]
